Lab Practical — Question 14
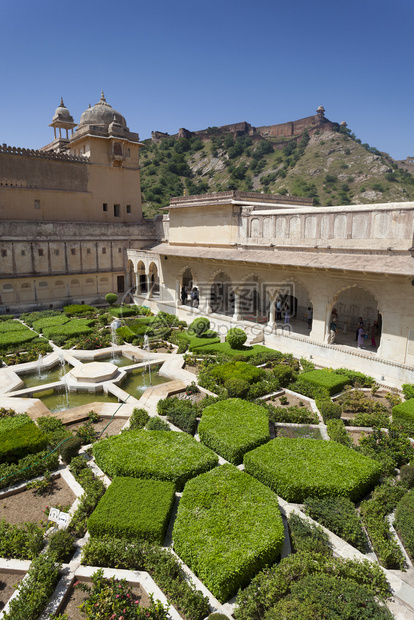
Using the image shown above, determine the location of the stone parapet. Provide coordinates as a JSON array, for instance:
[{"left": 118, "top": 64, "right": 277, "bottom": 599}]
[{"left": 0, "top": 143, "right": 89, "bottom": 163}]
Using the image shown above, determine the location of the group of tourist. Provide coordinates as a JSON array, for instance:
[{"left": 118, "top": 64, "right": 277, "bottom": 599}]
[
  {"left": 328, "top": 308, "right": 380, "bottom": 349},
  {"left": 181, "top": 286, "right": 199, "bottom": 308}
]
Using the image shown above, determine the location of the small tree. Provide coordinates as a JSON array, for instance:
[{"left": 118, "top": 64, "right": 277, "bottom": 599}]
[
  {"left": 105, "top": 293, "right": 118, "bottom": 306},
  {"left": 226, "top": 327, "right": 247, "bottom": 349}
]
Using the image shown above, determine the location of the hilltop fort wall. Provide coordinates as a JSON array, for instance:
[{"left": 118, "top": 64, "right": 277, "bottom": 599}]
[{"left": 151, "top": 107, "right": 340, "bottom": 144}]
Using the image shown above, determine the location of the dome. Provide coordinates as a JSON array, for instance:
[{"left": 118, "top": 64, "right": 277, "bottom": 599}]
[
  {"left": 316, "top": 105, "right": 325, "bottom": 114},
  {"left": 53, "top": 98, "right": 73, "bottom": 122},
  {"left": 79, "top": 91, "right": 127, "bottom": 129}
]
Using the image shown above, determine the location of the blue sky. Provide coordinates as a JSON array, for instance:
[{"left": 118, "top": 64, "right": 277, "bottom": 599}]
[{"left": 2, "top": 0, "right": 413, "bottom": 159}]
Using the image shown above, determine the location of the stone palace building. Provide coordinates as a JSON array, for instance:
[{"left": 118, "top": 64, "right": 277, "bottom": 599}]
[{"left": 1, "top": 97, "right": 414, "bottom": 383}]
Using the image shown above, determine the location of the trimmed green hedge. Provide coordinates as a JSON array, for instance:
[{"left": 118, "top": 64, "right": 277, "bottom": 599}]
[
  {"left": 0, "top": 328, "right": 37, "bottom": 352},
  {"left": 392, "top": 399, "right": 414, "bottom": 435},
  {"left": 93, "top": 430, "right": 218, "bottom": 491},
  {"left": 32, "top": 315, "right": 70, "bottom": 332},
  {"left": 110, "top": 305, "right": 144, "bottom": 318},
  {"left": 244, "top": 438, "right": 381, "bottom": 502},
  {"left": 0, "top": 320, "right": 29, "bottom": 333},
  {"left": 64, "top": 304, "right": 96, "bottom": 315},
  {"left": 0, "top": 414, "right": 47, "bottom": 463},
  {"left": 299, "top": 370, "right": 350, "bottom": 396},
  {"left": 173, "top": 464, "right": 284, "bottom": 602},
  {"left": 210, "top": 361, "right": 266, "bottom": 385},
  {"left": 42, "top": 318, "right": 95, "bottom": 345},
  {"left": 191, "top": 342, "right": 275, "bottom": 358},
  {"left": 198, "top": 399, "right": 270, "bottom": 464},
  {"left": 395, "top": 489, "right": 414, "bottom": 561},
  {"left": 88, "top": 477, "right": 175, "bottom": 544}
]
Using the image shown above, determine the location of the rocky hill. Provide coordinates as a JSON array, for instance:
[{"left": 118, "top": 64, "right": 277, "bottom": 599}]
[{"left": 139, "top": 126, "right": 414, "bottom": 218}]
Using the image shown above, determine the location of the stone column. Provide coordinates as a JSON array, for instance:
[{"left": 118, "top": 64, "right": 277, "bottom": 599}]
[
  {"left": 309, "top": 297, "right": 330, "bottom": 343},
  {"left": 267, "top": 298, "right": 276, "bottom": 331},
  {"left": 232, "top": 291, "right": 242, "bottom": 321}
]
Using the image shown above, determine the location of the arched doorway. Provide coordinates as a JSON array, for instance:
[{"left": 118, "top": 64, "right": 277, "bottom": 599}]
[
  {"left": 331, "top": 285, "right": 381, "bottom": 348},
  {"left": 210, "top": 271, "right": 234, "bottom": 316},
  {"left": 182, "top": 267, "right": 193, "bottom": 292},
  {"left": 149, "top": 262, "right": 160, "bottom": 296},
  {"left": 239, "top": 275, "right": 267, "bottom": 322}
]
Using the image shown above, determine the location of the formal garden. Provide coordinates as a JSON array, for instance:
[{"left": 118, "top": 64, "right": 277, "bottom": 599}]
[{"left": 1, "top": 306, "right": 414, "bottom": 618}]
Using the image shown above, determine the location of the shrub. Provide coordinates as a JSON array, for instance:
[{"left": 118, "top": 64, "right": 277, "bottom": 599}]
[
  {"left": 210, "top": 360, "right": 265, "bottom": 386},
  {"left": 0, "top": 519, "right": 44, "bottom": 559},
  {"left": 43, "top": 319, "right": 94, "bottom": 345},
  {"left": 0, "top": 328, "right": 37, "bottom": 352},
  {"left": 273, "top": 364, "right": 297, "bottom": 387},
  {"left": 1, "top": 552, "right": 61, "bottom": 620},
  {"left": 93, "top": 430, "right": 218, "bottom": 491},
  {"left": 395, "top": 489, "right": 414, "bottom": 561},
  {"left": 32, "top": 315, "right": 69, "bottom": 332},
  {"left": 68, "top": 461, "right": 106, "bottom": 538},
  {"left": 59, "top": 436, "right": 82, "bottom": 463},
  {"left": 326, "top": 419, "right": 352, "bottom": 447},
  {"left": 360, "top": 480, "right": 406, "bottom": 569},
  {"left": 244, "top": 438, "right": 381, "bottom": 503},
  {"left": 353, "top": 410, "right": 391, "bottom": 428},
  {"left": 0, "top": 320, "right": 30, "bottom": 332},
  {"left": 105, "top": 292, "right": 118, "bottom": 305},
  {"left": 81, "top": 537, "right": 210, "bottom": 620},
  {"left": 192, "top": 342, "right": 274, "bottom": 358},
  {"left": 299, "top": 370, "right": 349, "bottom": 396},
  {"left": 234, "top": 549, "right": 391, "bottom": 620},
  {"left": 48, "top": 529, "right": 75, "bottom": 562},
  {"left": 400, "top": 464, "right": 414, "bottom": 488},
  {"left": 0, "top": 450, "right": 59, "bottom": 490},
  {"left": 63, "top": 304, "right": 96, "bottom": 315},
  {"left": 20, "top": 310, "right": 61, "bottom": 327},
  {"left": 189, "top": 316, "right": 210, "bottom": 336},
  {"left": 304, "top": 496, "right": 367, "bottom": 552},
  {"left": 226, "top": 327, "right": 247, "bottom": 349},
  {"left": 88, "top": 477, "right": 175, "bottom": 544},
  {"left": 110, "top": 305, "right": 142, "bottom": 318},
  {"left": 77, "top": 569, "right": 169, "bottom": 619},
  {"left": 267, "top": 404, "right": 318, "bottom": 425},
  {"left": 173, "top": 464, "right": 284, "bottom": 602},
  {"left": 358, "top": 426, "right": 414, "bottom": 473},
  {"left": 157, "top": 397, "right": 198, "bottom": 434},
  {"left": 317, "top": 399, "right": 342, "bottom": 422},
  {"left": 0, "top": 414, "right": 47, "bottom": 463},
  {"left": 146, "top": 416, "right": 171, "bottom": 431},
  {"left": 269, "top": 573, "right": 393, "bottom": 620},
  {"left": 224, "top": 377, "right": 250, "bottom": 399},
  {"left": 198, "top": 399, "right": 270, "bottom": 465},
  {"left": 129, "top": 407, "right": 150, "bottom": 430},
  {"left": 402, "top": 383, "right": 414, "bottom": 400},
  {"left": 288, "top": 512, "right": 331, "bottom": 556},
  {"left": 392, "top": 398, "right": 414, "bottom": 436},
  {"left": 334, "top": 368, "right": 375, "bottom": 387},
  {"left": 36, "top": 416, "right": 71, "bottom": 448}
]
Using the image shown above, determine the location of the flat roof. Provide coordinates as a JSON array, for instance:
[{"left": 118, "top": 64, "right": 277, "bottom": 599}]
[{"left": 143, "top": 243, "right": 414, "bottom": 277}]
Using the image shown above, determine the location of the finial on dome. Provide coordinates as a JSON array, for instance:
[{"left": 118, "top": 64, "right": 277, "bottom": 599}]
[
  {"left": 60, "top": 97, "right": 65, "bottom": 107},
  {"left": 100, "top": 91, "right": 106, "bottom": 102}
]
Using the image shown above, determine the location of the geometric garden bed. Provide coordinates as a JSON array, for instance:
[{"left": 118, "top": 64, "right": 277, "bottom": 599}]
[{"left": 244, "top": 438, "right": 382, "bottom": 503}]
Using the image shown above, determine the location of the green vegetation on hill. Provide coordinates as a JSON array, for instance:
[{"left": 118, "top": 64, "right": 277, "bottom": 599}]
[{"left": 140, "top": 126, "right": 414, "bottom": 216}]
